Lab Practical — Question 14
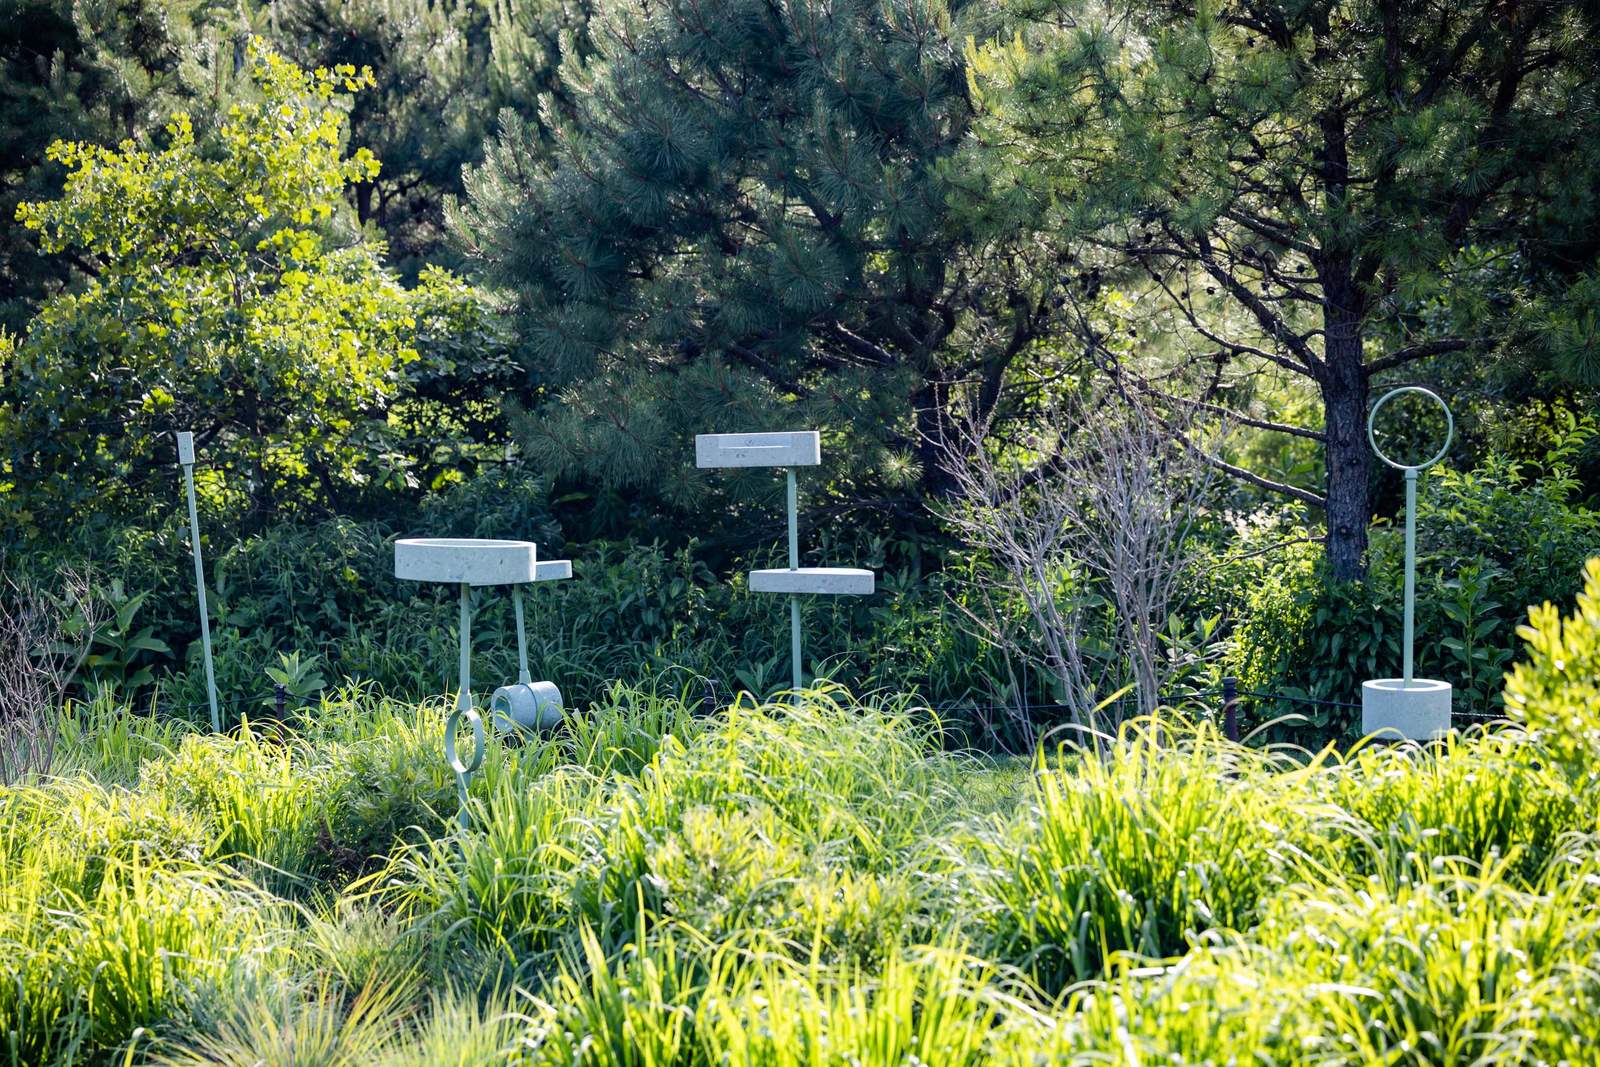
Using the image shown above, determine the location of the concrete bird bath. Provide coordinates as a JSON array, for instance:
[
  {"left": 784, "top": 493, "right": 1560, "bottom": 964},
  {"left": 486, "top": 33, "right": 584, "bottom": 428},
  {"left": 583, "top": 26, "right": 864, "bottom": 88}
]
[
  {"left": 1361, "top": 387, "right": 1454, "bottom": 741},
  {"left": 394, "top": 537, "right": 573, "bottom": 829}
]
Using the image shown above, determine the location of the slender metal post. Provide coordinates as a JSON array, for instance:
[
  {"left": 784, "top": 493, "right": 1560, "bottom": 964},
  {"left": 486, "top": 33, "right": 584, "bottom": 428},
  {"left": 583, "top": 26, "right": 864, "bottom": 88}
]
[
  {"left": 449, "top": 580, "right": 480, "bottom": 834},
  {"left": 786, "top": 467, "right": 802, "bottom": 695},
  {"left": 1367, "top": 387, "right": 1452, "bottom": 692},
  {"left": 1403, "top": 468, "right": 1417, "bottom": 685},
  {"left": 513, "top": 584, "right": 531, "bottom": 685},
  {"left": 177, "top": 432, "right": 219, "bottom": 732},
  {"left": 458, "top": 582, "right": 472, "bottom": 713}
]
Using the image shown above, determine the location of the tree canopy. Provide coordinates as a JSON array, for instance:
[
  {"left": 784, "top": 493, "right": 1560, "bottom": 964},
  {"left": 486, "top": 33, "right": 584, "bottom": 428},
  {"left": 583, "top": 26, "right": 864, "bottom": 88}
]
[
  {"left": 964, "top": 0, "right": 1600, "bottom": 577},
  {"left": 452, "top": 0, "right": 1073, "bottom": 514},
  {"left": 0, "top": 48, "right": 429, "bottom": 536}
]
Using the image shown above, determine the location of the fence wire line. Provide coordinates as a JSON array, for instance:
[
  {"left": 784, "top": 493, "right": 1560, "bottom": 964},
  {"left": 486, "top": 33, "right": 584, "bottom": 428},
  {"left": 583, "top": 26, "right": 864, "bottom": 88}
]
[{"left": 913, "top": 684, "right": 1508, "bottom": 725}]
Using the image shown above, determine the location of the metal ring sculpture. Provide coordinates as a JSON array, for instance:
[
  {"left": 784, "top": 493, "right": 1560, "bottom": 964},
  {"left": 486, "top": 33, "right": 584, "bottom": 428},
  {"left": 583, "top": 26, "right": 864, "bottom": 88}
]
[
  {"left": 1367, "top": 385, "right": 1454, "bottom": 472},
  {"left": 444, "top": 705, "right": 485, "bottom": 831}
]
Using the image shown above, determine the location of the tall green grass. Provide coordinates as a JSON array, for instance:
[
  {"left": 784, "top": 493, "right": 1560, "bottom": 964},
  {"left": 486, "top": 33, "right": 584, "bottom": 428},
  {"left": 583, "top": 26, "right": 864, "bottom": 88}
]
[
  {"left": 975, "top": 719, "right": 1347, "bottom": 992},
  {"left": 11, "top": 563, "right": 1600, "bottom": 1063}
]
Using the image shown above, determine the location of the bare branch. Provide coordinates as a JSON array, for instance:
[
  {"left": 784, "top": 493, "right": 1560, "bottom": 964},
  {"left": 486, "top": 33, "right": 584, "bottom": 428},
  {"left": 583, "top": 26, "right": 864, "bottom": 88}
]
[{"left": 931, "top": 391, "right": 1223, "bottom": 731}]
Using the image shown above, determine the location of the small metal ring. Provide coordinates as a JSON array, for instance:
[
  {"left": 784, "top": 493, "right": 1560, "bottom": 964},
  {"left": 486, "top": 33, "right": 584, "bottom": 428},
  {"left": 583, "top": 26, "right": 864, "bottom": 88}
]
[
  {"left": 1367, "top": 386, "right": 1454, "bottom": 472},
  {"left": 445, "top": 707, "right": 485, "bottom": 776}
]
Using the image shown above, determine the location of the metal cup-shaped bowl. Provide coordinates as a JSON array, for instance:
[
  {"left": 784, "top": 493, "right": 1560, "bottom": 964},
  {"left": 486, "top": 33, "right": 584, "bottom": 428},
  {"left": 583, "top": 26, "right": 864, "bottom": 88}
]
[{"left": 490, "top": 680, "right": 564, "bottom": 732}]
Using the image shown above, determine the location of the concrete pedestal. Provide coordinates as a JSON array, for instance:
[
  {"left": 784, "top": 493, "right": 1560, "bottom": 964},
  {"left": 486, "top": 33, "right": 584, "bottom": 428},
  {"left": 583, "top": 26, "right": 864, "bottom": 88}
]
[{"left": 1361, "top": 678, "right": 1452, "bottom": 740}]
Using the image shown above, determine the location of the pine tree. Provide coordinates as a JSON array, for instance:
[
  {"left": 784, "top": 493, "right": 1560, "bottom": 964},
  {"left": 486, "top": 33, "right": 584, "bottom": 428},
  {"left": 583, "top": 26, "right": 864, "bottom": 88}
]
[
  {"left": 452, "top": 0, "right": 1063, "bottom": 514},
  {"left": 965, "top": 0, "right": 1600, "bottom": 580},
  {"left": 278, "top": 0, "right": 593, "bottom": 276}
]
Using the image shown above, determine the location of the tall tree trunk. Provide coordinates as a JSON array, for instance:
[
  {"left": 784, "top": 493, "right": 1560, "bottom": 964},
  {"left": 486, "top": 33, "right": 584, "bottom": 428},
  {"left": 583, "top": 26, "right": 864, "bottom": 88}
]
[
  {"left": 1321, "top": 319, "right": 1370, "bottom": 582},
  {"left": 1315, "top": 100, "right": 1371, "bottom": 582}
]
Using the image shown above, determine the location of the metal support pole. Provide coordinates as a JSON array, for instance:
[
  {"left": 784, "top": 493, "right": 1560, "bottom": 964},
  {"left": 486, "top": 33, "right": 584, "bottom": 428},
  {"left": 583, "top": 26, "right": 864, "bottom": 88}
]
[
  {"left": 458, "top": 582, "right": 472, "bottom": 714},
  {"left": 1403, "top": 468, "right": 1417, "bottom": 685},
  {"left": 177, "top": 432, "right": 219, "bottom": 732},
  {"left": 786, "top": 467, "right": 802, "bottom": 696},
  {"left": 513, "top": 584, "right": 531, "bottom": 685},
  {"left": 446, "top": 581, "right": 483, "bottom": 834}
]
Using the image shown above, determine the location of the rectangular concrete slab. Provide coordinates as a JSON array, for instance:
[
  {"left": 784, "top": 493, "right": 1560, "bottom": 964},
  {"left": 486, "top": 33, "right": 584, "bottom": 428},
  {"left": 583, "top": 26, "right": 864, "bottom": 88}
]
[
  {"left": 534, "top": 559, "right": 573, "bottom": 582},
  {"left": 696, "top": 431, "right": 821, "bottom": 468},
  {"left": 395, "top": 538, "right": 538, "bottom": 586},
  {"left": 749, "top": 567, "right": 874, "bottom": 595}
]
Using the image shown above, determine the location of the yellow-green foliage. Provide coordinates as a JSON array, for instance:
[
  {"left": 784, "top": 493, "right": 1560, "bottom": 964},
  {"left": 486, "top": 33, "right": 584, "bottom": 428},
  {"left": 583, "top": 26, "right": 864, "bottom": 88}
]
[
  {"left": 978, "top": 720, "right": 1344, "bottom": 992},
  {"left": 1506, "top": 557, "right": 1600, "bottom": 790},
  {"left": 12, "top": 567, "right": 1600, "bottom": 1064},
  {"left": 1, "top": 44, "right": 422, "bottom": 533}
]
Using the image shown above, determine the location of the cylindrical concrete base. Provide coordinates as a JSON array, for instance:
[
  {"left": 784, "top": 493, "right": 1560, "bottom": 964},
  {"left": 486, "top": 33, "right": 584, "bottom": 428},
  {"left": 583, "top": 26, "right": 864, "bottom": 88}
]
[
  {"left": 490, "top": 680, "right": 564, "bottom": 732},
  {"left": 1361, "top": 678, "right": 1452, "bottom": 740}
]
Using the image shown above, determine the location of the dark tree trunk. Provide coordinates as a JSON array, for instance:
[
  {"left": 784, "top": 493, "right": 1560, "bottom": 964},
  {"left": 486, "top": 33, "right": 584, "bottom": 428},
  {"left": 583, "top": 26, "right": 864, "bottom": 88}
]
[
  {"left": 1315, "top": 99, "right": 1371, "bottom": 583},
  {"left": 1321, "top": 316, "right": 1370, "bottom": 582}
]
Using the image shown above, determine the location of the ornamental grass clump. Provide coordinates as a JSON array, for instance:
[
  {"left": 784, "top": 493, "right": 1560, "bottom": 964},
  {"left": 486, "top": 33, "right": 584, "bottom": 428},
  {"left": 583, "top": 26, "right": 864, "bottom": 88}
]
[
  {"left": 382, "top": 686, "right": 976, "bottom": 977},
  {"left": 977, "top": 718, "right": 1345, "bottom": 992},
  {"left": 0, "top": 849, "right": 291, "bottom": 1064},
  {"left": 522, "top": 926, "right": 1040, "bottom": 1067},
  {"left": 1324, "top": 727, "right": 1589, "bottom": 887}
]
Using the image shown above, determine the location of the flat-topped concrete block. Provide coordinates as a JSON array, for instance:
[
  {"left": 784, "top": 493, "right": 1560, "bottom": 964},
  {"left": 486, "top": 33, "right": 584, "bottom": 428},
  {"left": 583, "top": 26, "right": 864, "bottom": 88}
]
[
  {"left": 749, "top": 567, "right": 875, "bottom": 595},
  {"left": 395, "top": 538, "right": 538, "bottom": 586},
  {"left": 1362, "top": 678, "right": 1452, "bottom": 741},
  {"left": 534, "top": 559, "right": 573, "bottom": 582},
  {"left": 696, "top": 431, "right": 821, "bottom": 469}
]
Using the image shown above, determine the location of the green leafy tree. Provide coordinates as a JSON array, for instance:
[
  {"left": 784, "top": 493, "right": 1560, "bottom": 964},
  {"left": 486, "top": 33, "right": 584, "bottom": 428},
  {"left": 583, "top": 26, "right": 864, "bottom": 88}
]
[
  {"left": 0, "top": 45, "right": 421, "bottom": 539},
  {"left": 0, "top": 0, "right": 246, "bottom": 327},
  {"left": 452, "top": 0, "right": 1065, "bottom": 513},
  {"left": 965, "top": 0, "right": 1600, "bottom": 580}
]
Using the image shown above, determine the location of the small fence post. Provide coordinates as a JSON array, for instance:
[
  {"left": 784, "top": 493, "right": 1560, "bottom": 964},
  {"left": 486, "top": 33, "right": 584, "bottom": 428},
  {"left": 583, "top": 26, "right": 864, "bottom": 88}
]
[
  {"left": 1222, "top": 677, "right": 1239, "bottom": 743},
  {"left": 274, "top": 683, "right": 287, "bottom": 719}
]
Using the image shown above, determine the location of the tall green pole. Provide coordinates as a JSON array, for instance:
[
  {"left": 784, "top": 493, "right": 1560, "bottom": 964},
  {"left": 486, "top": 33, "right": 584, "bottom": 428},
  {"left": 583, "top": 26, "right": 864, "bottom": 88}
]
[
  {"left": 1403, "top": 468, "right": 1417, "bottom": 685},
  {"left": 177, "top": 432, "right": 219, "bottom": 732},
  {"left": 786, "top": 467, "right": 801, "bottom": 695}
]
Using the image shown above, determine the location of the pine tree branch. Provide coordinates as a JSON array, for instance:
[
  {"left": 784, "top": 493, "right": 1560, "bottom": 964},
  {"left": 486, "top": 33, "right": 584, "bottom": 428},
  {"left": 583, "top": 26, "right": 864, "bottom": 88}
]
[
  {"left": 1365, "top": 336, "right": 1475, "bottom": 374},
  {"left": 821, "top": 322, "right": 896, "bottom": 367},
  {"left": 1178, "top": 433, "right": 1327, "bottom": 508},
  {"left": 1145, "top": 265, "right": 1318, "bottom": 379},
  {"left": 1191, "top": 228, "right": 1325, "bottom": 374},
  {"left": 1131, "top": 377, "right": 1326, "bottom": 442}
]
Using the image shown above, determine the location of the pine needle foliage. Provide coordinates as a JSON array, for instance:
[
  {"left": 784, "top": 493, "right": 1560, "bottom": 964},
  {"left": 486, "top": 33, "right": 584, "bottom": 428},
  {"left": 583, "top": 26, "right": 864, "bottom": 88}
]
[{"left": 453, "top": 0, "right": 1066, "bottom": 511}]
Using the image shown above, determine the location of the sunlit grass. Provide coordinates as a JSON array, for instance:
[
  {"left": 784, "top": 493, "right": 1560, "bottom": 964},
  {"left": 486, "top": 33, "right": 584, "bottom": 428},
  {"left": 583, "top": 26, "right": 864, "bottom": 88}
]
[{"left": 6, "top": 595, "right": 1600, "bottom": 1067}]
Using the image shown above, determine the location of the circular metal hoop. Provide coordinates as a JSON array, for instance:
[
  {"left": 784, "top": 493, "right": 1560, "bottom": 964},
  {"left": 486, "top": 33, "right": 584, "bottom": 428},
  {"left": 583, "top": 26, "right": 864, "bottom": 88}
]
[
  {"left": 445, "top": 707, "right": 485, "bottom": 777},
  {"left": 1367, "top": 386, "right": 1454, "bottom": 472}
]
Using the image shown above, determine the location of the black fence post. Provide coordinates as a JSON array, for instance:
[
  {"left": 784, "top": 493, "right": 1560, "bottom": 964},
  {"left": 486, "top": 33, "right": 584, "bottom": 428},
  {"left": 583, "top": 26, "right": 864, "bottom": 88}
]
[
  {"left": 274, "top": 683, "right": 287, "bottom": 719},
  {"left": 1222, "top": 677, "right": 1239, "bottom": 743}
]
